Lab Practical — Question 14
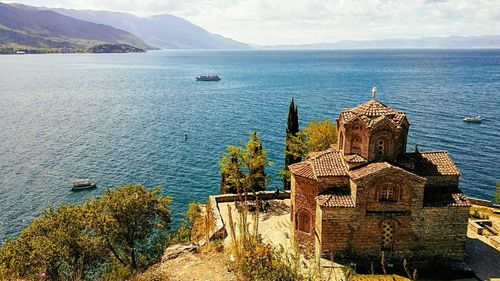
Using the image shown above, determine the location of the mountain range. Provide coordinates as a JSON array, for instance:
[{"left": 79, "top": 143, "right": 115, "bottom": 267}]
[
  {"left": 261, "top": 35, "right": 500, "bottom": 49},
  {"left": 0, "top": 3, "right": 151, "bottom": 51},
  {"left": 0, "top": 2, "right": 250, "bottom": 52},
  {"left": 0, "top": 2, "right": 499, "bottom": 53},
  {"left": 51, "top": 8, "right": 250, "bottom": 49}
]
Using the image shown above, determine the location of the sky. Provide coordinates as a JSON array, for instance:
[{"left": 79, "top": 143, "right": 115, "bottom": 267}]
[{"left": 7, "top": 0, "right": 500, "bottom": 45}]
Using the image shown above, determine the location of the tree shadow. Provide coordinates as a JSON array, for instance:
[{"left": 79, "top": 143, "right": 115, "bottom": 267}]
[{"left": 466, "top": 237, "right": 500, "bottom": 280}]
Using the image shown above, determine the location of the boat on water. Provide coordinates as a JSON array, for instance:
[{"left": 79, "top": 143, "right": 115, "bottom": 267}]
[
  {"left": 463, "top": 116, "right": 482, "bottom": 123},
  {"left": 196, "top": 75, "right": 221, "bottom": 81},
  {"left": 72, "top": 179, "right": 97, "bottom": 190}
]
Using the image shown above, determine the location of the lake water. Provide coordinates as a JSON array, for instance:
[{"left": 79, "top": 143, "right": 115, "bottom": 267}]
[{"left": 0, "top": 50, "right": 499, "bottom": 239}]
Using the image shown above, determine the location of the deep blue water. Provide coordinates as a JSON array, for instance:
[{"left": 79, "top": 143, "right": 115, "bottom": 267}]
[{"left": 0, "top": 50, "right": 499, "bottom": 239}]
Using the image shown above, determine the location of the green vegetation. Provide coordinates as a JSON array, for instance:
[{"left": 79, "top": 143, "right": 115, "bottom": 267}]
[
  {"left": 220, "top": 131, "right": 271, "bottom": 194},
  {"left": 282, "top": 98, "right": 301, "bottom": 190},
  {"left": 220, "top": 145, "right": 245, "bottom": 194},
  {"left": 88, "top": 44, "right": 145, "bottom": 53},
  {"left": 171, "top": 202, "right": 207, "bottom": 243},
  {"left": 286, "top": 119, "right": 338, "bottom": 160},
  {"left": 226, "top": 204, "right": 313, "bottom": 281},
  {"left": 0, "top": 3, "right": 151, "bottom": 53},
  {"left": 0, "top": 184, "right": 171, "bottom": 280}
]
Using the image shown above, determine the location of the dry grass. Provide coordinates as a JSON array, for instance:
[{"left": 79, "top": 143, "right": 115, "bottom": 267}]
[{"left": 350, "top": 275, "right": 410, "bottom": 281}]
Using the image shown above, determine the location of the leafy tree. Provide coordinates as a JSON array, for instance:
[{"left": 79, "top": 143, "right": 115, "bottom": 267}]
[
  {"left": 170, "top": 202, "right": 203, "bottom": 243},
  {"left": 0, "top": 184, "right": 172, "bottom": 279},
  {"left": 0, "top": 205, "right": 106, "bottom": 280},
  {"left": 88, "top": 184, "right": 171, "bottom": 271},
  {"left": 286, "top": 119, "right": 338, "bottom": 159},
  {"left": 220, "top": 132, "right": 270, "bottom": 194},
  {"left": 283, "top": 98, "right": 301, "bottom": 190},
  {"left": 220, "top": 146, "right": 245, "bottom": 194},
  {"left": 242, "top": 131, "right": 268, "bottom": 193}
]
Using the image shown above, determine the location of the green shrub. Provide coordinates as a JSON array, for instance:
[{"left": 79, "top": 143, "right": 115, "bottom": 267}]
[{"left": 0, "top": 184, "right": 172, "bottom": 280}]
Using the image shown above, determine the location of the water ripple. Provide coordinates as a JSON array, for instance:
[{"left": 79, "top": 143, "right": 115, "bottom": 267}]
[{"left": 0, "top": 49, "right": 499, "bottom": 238}]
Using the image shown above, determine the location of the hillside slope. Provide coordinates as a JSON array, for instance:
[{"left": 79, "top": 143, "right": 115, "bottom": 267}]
[
  {"left": 0, "top": 3, "right": 151, "bottom": 51},
  {"left": 52, "top": 8, "right": 249, "bottom": 49},
  {"left": 262, "top": 35, "right": 500, "bottom": 49}
]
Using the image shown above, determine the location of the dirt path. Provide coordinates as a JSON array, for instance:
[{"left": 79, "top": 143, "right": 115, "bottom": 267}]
[{"left": 159, "top": 250, "right": 236, "bottom": 281}]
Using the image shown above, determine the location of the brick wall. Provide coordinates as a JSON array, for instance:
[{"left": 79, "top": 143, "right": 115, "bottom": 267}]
[
  {"left": 424, "top": 175, "right": 459, "bottom": 187},
  {"left": 316, "top": 167, "right": 429, "bottom": 260},
  {"left": 291, "top": 175, "right": 319, "bottom": 248},
  {"left": 419, "top": 206, "right": 470, "bottom": 261},
  {"left": 337, "top": 117, "right": 408, "bottom": 162}
]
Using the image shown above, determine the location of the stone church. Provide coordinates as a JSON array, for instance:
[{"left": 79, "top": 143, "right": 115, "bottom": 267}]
[{"left": 288, "top": 92, "right": 470, "bottom": 264}]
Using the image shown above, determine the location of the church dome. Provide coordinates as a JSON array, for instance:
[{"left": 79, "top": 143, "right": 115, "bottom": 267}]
[{"left": 339, "top": 99, "right": 407, "bottom": 128}]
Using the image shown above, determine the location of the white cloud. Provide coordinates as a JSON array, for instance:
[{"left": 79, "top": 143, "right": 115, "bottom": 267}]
[{"left": 8, "top": 0, "right": 500, "bottom": 44}]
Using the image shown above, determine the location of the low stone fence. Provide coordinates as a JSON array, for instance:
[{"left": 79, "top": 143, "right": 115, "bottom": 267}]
[
  {"left": 198, "top": 191, "right": 290, "bottom": 246},
  {"left": 469, "top": 220, "right": 488, "bottom": 235},
  {"left": 468, "top": 197, "right": 500, "bottom": 208}
]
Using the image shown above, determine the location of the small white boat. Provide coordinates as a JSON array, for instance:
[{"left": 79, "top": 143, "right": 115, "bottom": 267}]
[
  {"left": 463, "top": 116, "right": 482, "bottom": 123},
  {"left": 72, "top": 179, "right": 97, "bottom": 190}
]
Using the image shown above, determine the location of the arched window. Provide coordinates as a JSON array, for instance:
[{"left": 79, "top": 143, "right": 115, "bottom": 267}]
[
  {"left": 376, "top": 139, "right": 386, "bottom": 159},
  {"left": 381, "top": 221, "right": 395, "bottom": 250},
  {"left": 296, "top": 209, "right": 311, "bottom": 234}
]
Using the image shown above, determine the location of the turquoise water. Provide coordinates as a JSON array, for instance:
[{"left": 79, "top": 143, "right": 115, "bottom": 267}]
[{"left": 0, "top": 50, "right": 499, "bottom": 239}]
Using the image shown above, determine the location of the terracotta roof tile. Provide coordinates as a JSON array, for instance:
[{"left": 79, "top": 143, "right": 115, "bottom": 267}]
[
  {"left": 404, "top": 151, "right": 460, "bottom": 177},
  {"left": 344, "top": 154, "right": 367, "bottom": 163},
  {"left": 317, "top": 194, "right": 355, "bottom": 208},
  {"left": 339, "top": 100, "right": 407, "bottom": 128},
  {"left": 351, "top": 99, "right": 398, "bottom": 117},
  {"left": 449, "top": 193, "right": 471, "bottom": 207},
  {"left": 308, "top": 149, "right": 349, "bottom": 177},
  {"left": 288, "top": 162, "right": 315, "bottom": 180},
  {"left": 349, "top": 162, "right": 426, "bottom": 182},
  {"left": 290, "top": 149, "right": 349, "bottom": 179},
  {"left": 424, "top": 192, "right": 471, "bottom": 207},
  {"left": 349, "top": 162, "right": 393, "bottom": 180}
]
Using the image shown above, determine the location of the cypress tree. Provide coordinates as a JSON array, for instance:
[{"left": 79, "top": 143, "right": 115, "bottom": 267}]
[
  {"left": 244, "top": 131, "right": 267, "bottom": 193},
  {"left": 283, "top": 98, "right": 300, "bottom": 190}
]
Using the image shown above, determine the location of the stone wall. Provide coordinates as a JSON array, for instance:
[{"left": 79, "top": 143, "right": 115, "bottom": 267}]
[
  {"left": 317, "top": 206, "right": 357, "bottom": 255},
  {"left": 317, "top": 205, "right": 469, "bottom": 262},
  {"left": 419, "top": 206, "right": 470, "bottom": 261},
  {"left": 337, "top": 115, "right": 408, "bottom": 162},
  {"left": 199, "top": 191, "right": 291, "bottom": 246},
  {"left": 291, "top": 175, "right": 318, "bottom": 249},
  {"left": 424, "top": 175, "right": 459, "bottom": 187}
]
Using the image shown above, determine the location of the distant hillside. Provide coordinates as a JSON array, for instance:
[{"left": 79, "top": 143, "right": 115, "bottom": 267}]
[
  {"left": 0, "top": 3, "right": 151, "bottom": 52},
  {"left": 88, "top": 43, "right": 145, "bottom": 53},
  {"left": 261, "top": 35, "right": 500, "bottom": 49},
  {"left": 51, "top": 8, "right": 250, "bottom": 49}
]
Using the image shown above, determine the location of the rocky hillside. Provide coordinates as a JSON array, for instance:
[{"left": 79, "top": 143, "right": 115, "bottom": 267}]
[
  {"left": 52, "top": 8, "right": 250, "bottom": 49},
  {"left": 0, "top": 3, "right": 151, "bottom": 52}
]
